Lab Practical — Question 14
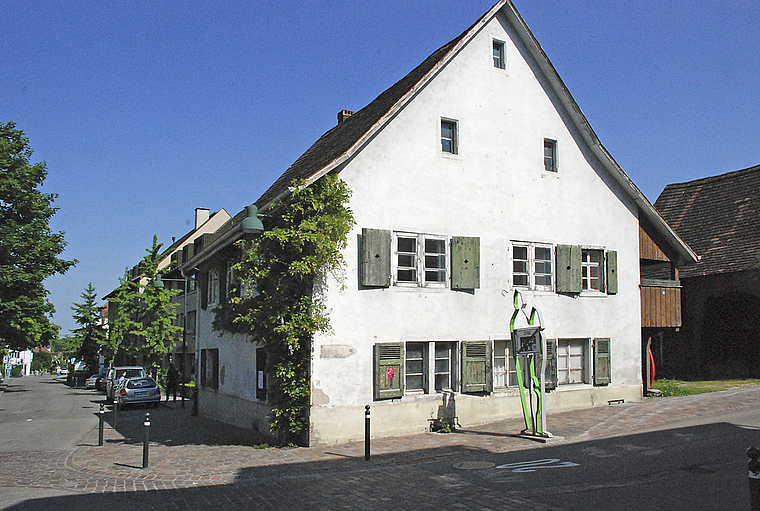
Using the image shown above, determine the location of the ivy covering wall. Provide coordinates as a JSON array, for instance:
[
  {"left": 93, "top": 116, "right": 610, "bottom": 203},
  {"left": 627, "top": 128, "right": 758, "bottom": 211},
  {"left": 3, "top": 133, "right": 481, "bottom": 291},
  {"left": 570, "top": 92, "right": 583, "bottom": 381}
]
[{"left": 215, "top": 174, "right": 354, "bottom": 445}]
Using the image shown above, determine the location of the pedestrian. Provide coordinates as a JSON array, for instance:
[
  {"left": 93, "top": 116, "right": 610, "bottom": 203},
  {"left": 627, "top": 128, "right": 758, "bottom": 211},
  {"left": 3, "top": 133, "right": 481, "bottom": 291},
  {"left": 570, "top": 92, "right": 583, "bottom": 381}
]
[{"left": 166, "top": 363, "right": 178, "bottom": 401}]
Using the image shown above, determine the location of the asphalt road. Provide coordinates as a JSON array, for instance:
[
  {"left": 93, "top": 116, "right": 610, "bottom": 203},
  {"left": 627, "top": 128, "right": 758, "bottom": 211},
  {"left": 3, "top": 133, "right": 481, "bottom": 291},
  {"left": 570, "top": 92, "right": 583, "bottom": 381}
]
[{"left": 1, "top": 375, "right": 759, "bottom": 510}]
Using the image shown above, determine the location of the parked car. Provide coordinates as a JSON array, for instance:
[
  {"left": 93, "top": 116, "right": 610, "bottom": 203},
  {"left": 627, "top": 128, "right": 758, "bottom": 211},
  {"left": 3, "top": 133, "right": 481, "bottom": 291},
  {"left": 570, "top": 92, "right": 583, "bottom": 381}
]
[
  {"left": 115, "top": 377, "right": 161, "bottom": 408},
  {"left": 105, "top": 366, "right": 147, "bottom": 402},
  {"left": 85, "top": 371, "right": 107, "bottom": 390}
]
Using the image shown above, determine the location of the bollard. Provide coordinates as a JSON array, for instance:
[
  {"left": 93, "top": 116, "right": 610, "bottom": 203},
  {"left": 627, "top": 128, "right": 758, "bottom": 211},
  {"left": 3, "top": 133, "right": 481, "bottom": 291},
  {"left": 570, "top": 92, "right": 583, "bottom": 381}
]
[
  {"left": 142, "top": 412, "right": 151, "bottom": 469},
  {"left": 749, "top": 447, "right": 760, "bottom": 511},
  {"left": 113, "top": 400, "right": 118, "bottom": 429},
  {"left": 98, "top": 404, "right": 105, "bottom": 446},
  {"left": 364, "top": 405, "right": 370, "bottom": 461},
  {"left": 181, "top": 382, "right": 185, "bottom": 408}
]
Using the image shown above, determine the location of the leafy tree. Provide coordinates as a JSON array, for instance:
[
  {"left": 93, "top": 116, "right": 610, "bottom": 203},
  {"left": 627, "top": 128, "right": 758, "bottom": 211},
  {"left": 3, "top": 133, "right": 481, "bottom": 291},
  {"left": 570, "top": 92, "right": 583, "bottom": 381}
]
[
  {"left": 70, "top": 283, "right": 105, "bottom": 372},
  {"left": 0, "top": 121, "right": 76, "bottom": 350},
  {"left": 31, "top": 349, "right": 54, "bottom": 373},
  {"left": 100, "top": 270, "right": 140, "bottom": 364},
  {"left": 107, "top": 236, "right": 181, "bottom": 371}
]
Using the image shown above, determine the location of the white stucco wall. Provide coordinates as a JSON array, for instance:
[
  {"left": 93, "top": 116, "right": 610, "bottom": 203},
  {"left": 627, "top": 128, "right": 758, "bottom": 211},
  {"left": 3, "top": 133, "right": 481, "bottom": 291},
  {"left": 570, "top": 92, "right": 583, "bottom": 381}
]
[{"left": 309, "top": 13, "right": 643, "bottom": 444}]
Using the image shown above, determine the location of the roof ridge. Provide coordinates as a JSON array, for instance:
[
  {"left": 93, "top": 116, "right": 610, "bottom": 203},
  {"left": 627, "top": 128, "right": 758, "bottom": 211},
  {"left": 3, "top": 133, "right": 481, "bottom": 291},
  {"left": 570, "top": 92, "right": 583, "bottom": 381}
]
[{"left": 662, "top": 163, "right": 760, "bottom": 192}]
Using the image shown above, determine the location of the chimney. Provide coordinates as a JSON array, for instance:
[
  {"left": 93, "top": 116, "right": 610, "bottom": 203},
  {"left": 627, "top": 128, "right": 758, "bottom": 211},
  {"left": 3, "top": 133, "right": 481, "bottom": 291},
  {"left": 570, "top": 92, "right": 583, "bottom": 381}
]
[
  {"left": 337, "top": 110, "right": 354, "bottom": 124},
  {"left": 195, "top": 208, "right": 210, "bottom": 229}
]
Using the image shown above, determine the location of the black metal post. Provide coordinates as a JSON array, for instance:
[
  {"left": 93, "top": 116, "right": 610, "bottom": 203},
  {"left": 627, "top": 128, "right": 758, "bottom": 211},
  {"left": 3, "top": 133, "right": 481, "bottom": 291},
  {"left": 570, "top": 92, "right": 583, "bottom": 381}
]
[
  {"left": 181, "top": 382, "right": 185, "bottom": 408},
  {"left": 749, "top": 446, "right": 760, "bottom": 511},
  {"left": 364, "top": 405, "right": 370, "bottom": 461},
  {"left": 113, "top": 400, "right": 118, "bottom": 429},
  {"left": 98, "top": 404, "right": 105, "bottom": 446},
  {"left": 142, "top": 412, "right": 150, "bottom": 469}
]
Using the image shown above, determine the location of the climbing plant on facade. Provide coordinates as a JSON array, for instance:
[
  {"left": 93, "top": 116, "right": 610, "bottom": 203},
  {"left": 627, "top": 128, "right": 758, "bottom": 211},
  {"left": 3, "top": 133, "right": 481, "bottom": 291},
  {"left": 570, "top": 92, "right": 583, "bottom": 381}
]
[{"left": 217, "top": 174, "right": 354, "bottom": 445}]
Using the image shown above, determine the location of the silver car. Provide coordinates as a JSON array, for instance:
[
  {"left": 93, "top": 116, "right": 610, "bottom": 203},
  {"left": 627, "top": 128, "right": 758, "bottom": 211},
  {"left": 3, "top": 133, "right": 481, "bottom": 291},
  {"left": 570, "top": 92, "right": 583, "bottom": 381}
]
[
  {"left": 105, "top": 366, "right": 147, "bottom": 402},
  {"left": 115, "top": 377, "right": 161, "bottom": 408}
]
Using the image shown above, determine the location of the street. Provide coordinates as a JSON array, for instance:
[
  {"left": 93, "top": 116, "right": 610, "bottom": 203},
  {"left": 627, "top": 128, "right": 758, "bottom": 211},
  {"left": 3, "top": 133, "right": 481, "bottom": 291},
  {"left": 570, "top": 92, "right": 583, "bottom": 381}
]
[{"left": 1, "top": 374, "right": 759, "bottom": 510}]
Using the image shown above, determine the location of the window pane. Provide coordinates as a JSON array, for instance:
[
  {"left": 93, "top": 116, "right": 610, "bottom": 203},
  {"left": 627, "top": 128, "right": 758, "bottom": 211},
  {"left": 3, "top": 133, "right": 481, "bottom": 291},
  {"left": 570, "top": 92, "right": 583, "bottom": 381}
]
[
  {"left": 425, "top": 270, "right": 446, "bottom": 282},
  {"left": 513, "top": 261, "right": 528, "bottom": 273},
  {"left": 425, "top": 254, "right": 445, "bottom": 269},
  {"left": 425, "top": 238, "right": 445, "bottom": 254},
  {"left": 435, "top": 374, "right": 450, "bottom": 391},
  {"left": 407, "top": 343, "right": 423, "bottom": 359},
  {"left": 398, "top": 237, "right": 416, "bottom": 253},
  {"left": 514, "top": 275, "right": 529, "bottom": 286},
  {"left": 397, "top": 269, "right": 416, "bottom": 282},
  {"left": 535, "top": 247, "right": 551, "bottom": 260},
  {"left": 406, "top": 360, "right": 423, "bottom": 374},
  {"left": 398, "top": 254, "right": 415, "bottom": 268},
  {"left": 407, "top": 375, "right": 424, "bottom": 391},
  {"left": 513, "top": 246, "right": 528, "bottom": 260}
]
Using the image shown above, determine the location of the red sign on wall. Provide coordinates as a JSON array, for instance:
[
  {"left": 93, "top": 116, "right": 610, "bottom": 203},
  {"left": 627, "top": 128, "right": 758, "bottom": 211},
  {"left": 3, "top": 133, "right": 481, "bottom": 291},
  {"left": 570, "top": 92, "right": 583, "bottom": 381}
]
[{"left": 387, "top": 367, "right": 395, "bottom": 380}]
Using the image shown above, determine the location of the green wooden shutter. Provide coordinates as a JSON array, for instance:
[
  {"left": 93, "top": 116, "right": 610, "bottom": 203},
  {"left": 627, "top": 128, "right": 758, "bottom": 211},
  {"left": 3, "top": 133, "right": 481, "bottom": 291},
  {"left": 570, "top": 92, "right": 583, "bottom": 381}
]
[
  {"left": 556, "top": 245, "right": 582, "bottom": 294},
  {"left": 594, "top": 338, "right": 611, "bottom": 386},
  {"left": 451, "top": 236, "right": 480, "bottom": 290},
  {"left": 606, "top": 250, "right": 618, "bottom": 295},
  {"left": 461, "top": 340, "right": 492, "bottom": 393},
  {"left": 373, "top": 343, "right": 404, "bottom": 400},
  {"left": 543, "top": 338, "right": 557, "bottom": 391},
  {"left": 361, "top": 228, "right": 391, "bottom": 287}
]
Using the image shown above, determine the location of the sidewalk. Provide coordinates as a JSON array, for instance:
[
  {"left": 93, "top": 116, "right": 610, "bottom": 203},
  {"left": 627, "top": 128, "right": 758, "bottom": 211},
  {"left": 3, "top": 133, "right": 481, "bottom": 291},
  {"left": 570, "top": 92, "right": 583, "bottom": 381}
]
[{"left": 56, "top": 385, "right": 760, "bottom": 492}]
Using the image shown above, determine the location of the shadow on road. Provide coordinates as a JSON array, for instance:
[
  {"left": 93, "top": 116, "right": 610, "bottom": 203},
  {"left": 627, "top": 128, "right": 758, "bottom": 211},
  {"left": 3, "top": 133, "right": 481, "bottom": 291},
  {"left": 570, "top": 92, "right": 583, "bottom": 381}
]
[{"left": 5, "top": 421, "right": 757, "bottom": 511}]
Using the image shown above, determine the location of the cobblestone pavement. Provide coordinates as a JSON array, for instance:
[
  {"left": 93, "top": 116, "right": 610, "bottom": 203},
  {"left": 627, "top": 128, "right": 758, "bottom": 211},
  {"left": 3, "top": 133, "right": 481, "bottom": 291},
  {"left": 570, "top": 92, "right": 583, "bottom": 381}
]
[{"left": 2, "top": 385, "right": 760, "bottom": 510}]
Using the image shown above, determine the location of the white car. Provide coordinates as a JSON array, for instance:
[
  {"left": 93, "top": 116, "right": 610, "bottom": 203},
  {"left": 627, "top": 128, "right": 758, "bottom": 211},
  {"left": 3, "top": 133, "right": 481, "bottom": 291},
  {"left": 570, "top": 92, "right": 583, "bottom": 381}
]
[{"left": 85, "top": 371, "right": 106, "bottom": 389}]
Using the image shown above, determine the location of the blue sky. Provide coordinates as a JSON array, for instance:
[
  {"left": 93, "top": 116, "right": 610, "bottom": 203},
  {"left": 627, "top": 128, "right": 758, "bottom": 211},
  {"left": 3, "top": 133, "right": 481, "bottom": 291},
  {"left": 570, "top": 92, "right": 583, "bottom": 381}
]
[{"left": 2, "top": 0, "right": 758, "bottom": 337}]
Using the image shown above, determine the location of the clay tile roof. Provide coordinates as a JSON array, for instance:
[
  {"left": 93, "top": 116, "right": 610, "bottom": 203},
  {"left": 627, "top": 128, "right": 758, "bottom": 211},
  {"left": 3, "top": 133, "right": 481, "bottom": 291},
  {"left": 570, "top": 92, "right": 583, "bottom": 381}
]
[{"left": 655, "top": 164, "right": 760, "bottom": 278}]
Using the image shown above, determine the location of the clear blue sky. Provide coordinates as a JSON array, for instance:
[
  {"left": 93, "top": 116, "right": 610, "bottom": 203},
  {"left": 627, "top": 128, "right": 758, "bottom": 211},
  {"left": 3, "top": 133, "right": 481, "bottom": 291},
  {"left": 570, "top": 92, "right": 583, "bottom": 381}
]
[{"left": 2, "top": 0, "right": 758, "bottom": 337}]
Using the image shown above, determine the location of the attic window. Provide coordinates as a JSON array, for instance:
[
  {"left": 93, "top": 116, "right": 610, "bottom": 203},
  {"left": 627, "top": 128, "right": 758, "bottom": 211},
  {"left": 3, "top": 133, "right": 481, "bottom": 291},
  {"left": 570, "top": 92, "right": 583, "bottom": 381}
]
[
  {"left": 493, "top": 39, "right": 506, "bottom": 69},
  {"left": 544, "top": 138, "right": 557, "bottom": 172},
  {"left": 441, "top": 119, "right": 458, "bottom": 154}
]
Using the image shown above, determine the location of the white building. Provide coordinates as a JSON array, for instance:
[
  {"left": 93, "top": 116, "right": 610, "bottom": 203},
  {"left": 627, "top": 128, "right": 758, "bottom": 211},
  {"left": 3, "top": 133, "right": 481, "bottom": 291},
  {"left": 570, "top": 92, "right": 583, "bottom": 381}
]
[{"left": 184, "top": 0, "right": 696, "bottom": 445}]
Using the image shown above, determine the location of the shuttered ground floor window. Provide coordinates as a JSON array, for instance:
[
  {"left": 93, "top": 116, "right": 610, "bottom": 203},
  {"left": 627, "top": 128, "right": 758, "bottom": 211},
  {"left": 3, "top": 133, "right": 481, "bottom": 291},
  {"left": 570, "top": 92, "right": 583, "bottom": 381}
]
[{"left": 404, "top": 341, "right": 457, "bottom": 393}]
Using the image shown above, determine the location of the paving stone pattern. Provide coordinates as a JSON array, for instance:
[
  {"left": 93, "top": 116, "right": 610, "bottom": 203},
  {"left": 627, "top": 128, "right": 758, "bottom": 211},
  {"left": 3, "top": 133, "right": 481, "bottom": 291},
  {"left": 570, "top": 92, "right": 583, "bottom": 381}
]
[{"left": 2, "top": 386, "right": 760, "bottom": 510}]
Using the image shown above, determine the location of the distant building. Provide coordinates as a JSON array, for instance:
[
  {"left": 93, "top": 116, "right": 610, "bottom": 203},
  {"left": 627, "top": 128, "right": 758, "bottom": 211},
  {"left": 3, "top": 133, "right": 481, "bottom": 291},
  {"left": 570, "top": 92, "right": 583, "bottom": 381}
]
[{"left": 655, "top": 164, "right": 760, "bottom": 379}]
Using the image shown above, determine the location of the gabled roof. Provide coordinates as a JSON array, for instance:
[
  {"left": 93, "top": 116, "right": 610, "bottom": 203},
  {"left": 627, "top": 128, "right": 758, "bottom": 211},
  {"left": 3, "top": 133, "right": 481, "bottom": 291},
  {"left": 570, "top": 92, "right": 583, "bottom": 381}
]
[
  {"left": 239, "top": 0, "right": 695, "bottom": 265},
  {"left": 655, "top": 164, "right": 760, "bottom": 278}
]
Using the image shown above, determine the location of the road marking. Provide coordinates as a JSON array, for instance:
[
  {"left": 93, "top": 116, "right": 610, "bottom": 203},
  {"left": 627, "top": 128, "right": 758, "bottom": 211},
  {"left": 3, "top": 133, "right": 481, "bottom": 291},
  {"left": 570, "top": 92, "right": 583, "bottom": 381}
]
[{"left": 496, "top": 458, "right": 579, "bottom": 472}]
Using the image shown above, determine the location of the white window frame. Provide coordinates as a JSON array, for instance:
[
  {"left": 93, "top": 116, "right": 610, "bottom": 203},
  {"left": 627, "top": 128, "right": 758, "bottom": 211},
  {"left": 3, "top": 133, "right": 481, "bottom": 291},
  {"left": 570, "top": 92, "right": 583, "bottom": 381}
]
[
  {"left": 441, "top": 118, "right": 458, "bottom": 155},
  {"left": 557, "top": 338, "right": 590, "bottom": 385},
  {"left": 581, "top": 248, "right": 605, "bottom": 293},
  {"left": 493, "top": 340, "right": 518, "bottom": 389},
  {"left": 511, "top": 242, "right": 554, "bottom": 291},
  {"left": 492, "top": 39, "right": 506, "bottom": 70},
  {"left": 404, "top": 340, "right": 458, "bottom": 395},
  {"left": 544, "top": 138, "right": 558, "bottom": 172},
  {"left": 393, "top": 232, "right": 448, "bottom": 288}
]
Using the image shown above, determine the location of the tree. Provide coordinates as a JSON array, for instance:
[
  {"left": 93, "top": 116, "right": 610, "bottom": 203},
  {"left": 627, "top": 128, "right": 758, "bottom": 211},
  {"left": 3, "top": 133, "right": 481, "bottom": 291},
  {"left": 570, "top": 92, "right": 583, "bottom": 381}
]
[
  {"left": 131, "top": 236, "right": 182, "bottom": 370},
  {"left": 100, "top": 270, "right": 140, "bottom": 364},
  {"left": 0, "top": 121, "right": 77, "bottom": 350},
  {"left": 70, "top": 283, "right": 105, "bottom": 372},
  {"left": 107, "top": 236, "right": 181, "bottom": 371}
]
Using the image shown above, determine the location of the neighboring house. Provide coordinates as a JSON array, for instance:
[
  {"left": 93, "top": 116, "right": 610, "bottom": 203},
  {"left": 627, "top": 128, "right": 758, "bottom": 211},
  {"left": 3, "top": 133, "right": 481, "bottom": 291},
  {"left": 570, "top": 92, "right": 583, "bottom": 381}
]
[
  {"left": 654, "top": 164, "right": 760, "bottom": 379},
  {"left": 105, "top": 207, "right": 231, "bottom": 377},
  {"left": 183, "top": 0, "right": 696, "bottom": 445}
]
